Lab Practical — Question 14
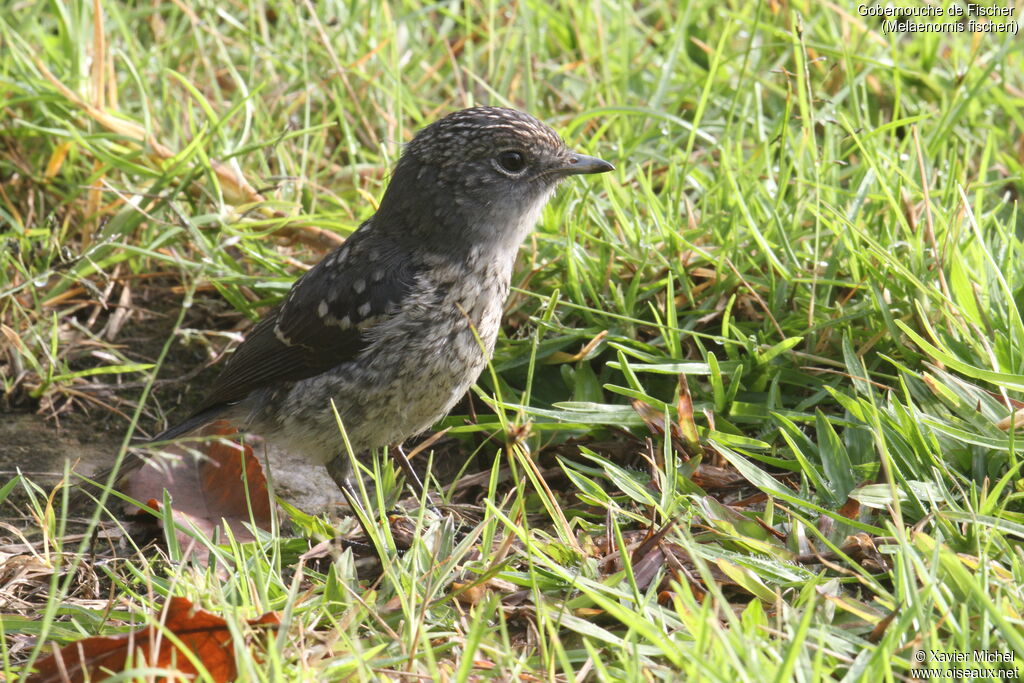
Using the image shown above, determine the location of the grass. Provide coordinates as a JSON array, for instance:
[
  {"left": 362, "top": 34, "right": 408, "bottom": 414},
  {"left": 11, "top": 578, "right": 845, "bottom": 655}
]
[{"left": 3, "top": 0, "right": 1024, "bottom": 680}]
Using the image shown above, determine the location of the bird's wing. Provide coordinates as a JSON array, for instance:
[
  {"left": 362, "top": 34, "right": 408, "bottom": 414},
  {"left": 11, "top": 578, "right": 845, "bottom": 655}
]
[{"left": 188, "top": 228, "right": 415, "bottom": 418}]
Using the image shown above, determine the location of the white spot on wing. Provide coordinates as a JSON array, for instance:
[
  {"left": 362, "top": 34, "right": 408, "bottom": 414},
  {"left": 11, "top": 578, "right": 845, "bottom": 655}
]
[
  {"left": 323, "top": 312, "right": 352, "bottom": 329},
  {"left": 274, "top": 325, "right": 291, "bottom": 345},
  {"left": 356, "top": 314, "right": 384, "bottom": 331}
]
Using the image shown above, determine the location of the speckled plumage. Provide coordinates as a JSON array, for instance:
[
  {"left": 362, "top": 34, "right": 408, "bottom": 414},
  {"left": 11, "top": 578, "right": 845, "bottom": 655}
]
[{"left": 155, "top": 106, "right": 613, "bottom": 488}]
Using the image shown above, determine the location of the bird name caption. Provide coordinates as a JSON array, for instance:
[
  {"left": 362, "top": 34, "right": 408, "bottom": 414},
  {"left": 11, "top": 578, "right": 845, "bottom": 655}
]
[
  {"left": 857, "top": 4, "right": 1019, "bottom": 35},
  {"left": 911, "top": 649, "right": 1019, "bottom": 680}
]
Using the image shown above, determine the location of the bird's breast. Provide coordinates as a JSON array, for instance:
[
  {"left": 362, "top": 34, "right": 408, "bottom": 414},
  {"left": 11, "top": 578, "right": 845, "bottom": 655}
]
[
  {"left": 383, "top": 258, "right": 509, "bottom": 360},
  {"left": 259, "top": 250, "right": 516, "bottom": 458}
]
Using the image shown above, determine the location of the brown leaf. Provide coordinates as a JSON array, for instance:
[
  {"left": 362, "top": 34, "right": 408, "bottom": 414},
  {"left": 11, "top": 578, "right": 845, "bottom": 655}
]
[
  {"left": 793, "top": 532, "right": 889, "bottom": 573},
  {"left": 867, "top": 604, "right": 900, "bottom": 644},
  {"left": 630, "top": 399, "right": 689, "bottom": 459},
  {"left": 452, "top": 581, "right": 489, "bottom": 606},
  {"left": 125, "top": 422, "right": 273, "bottom": 557},
  {"left": 840, "top": 533, "right": 889, "bottom": 573},
  {"left": 690, "top": 463, "right": 746, "bottom": 491},
  {"left": 28, "top": 597, "right": 279, "bottom": 683},
  {"left": 675, "top": 374, "right": 700, "bottom": 453},
  {"left": 836, "top": 496, "right": 861, "bottom": 521}
]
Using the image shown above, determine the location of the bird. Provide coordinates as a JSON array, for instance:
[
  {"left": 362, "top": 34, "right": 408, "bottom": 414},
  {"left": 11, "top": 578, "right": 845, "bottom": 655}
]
[{"left": 144, "top": 106, "right": 612, "bottom": 496}]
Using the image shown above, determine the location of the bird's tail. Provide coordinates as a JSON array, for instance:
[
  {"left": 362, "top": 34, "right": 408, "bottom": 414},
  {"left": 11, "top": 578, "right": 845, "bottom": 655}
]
[
  {"left": 71, "top": 404, "right": 230, "bottom": 509},
  {"left": 147, "top": 405, "right": 228, "bottom": 444}
]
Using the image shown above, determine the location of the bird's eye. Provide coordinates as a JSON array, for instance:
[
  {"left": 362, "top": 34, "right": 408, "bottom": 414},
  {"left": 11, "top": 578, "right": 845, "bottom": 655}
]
[{"left": 495, "top": 150, "right": 527, "bottom": 174}]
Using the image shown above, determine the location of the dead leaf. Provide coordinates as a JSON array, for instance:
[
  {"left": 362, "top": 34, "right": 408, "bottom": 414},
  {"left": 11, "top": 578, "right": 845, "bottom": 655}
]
[
  {"left": 28, "top": 597, "right": 279, "bottom": 682},
  {"left": 675, "top": 374, "right": 700, "bottom": 453},
  {"left": 867, "top": 604, "right": 900, "bottom": 643},
  {"left": 631, "top": 398, "right": 693, "bottom": 458},
  {"left": 690, "top": 463, "right": 746, "bottom": 491},
  {"left": 451, "top": 575, "right": 520, "bottom": 606},
  {"left": 840, "top": 533, "right": 888, "bottom": 573},
  {"left": 794, "top": 532, "right": 889, "bottom": 573},
  {"left": 836, "top": 496, "right": 861, "bottom": 521},
  {"left": 125, "top": 422, "right": 273, "bottom": 559}
]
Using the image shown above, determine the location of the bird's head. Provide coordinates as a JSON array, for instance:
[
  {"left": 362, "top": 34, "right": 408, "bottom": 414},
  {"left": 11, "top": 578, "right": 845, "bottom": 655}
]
[{"left": 377, "top": 106, "right": 613, "bottom": 255}]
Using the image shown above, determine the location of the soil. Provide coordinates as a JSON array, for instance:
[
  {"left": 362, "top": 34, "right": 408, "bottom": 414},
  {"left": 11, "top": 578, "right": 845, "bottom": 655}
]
[{"left": 0, "top": 411, "right": 123, "bottom": 484}]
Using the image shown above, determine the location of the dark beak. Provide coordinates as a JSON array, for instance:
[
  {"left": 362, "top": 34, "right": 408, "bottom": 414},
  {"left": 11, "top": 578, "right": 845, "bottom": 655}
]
[{"left": 560, "top": 152, "right": 614, "bottom": 176}]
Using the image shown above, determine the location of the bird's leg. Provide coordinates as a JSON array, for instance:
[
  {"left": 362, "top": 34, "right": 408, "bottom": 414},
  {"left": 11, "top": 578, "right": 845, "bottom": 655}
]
[
  {"left": 324, "top": 453, "right": 387, "bottom": 556},
  {"left": 326, "top": 454, "right": 361, "bottom": 505},
  {"left": 390, "top": 443, "right": 427, "bottom": 502},
  {"left": 328, "top": 446, "right": 436, "bottom": 518}
]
